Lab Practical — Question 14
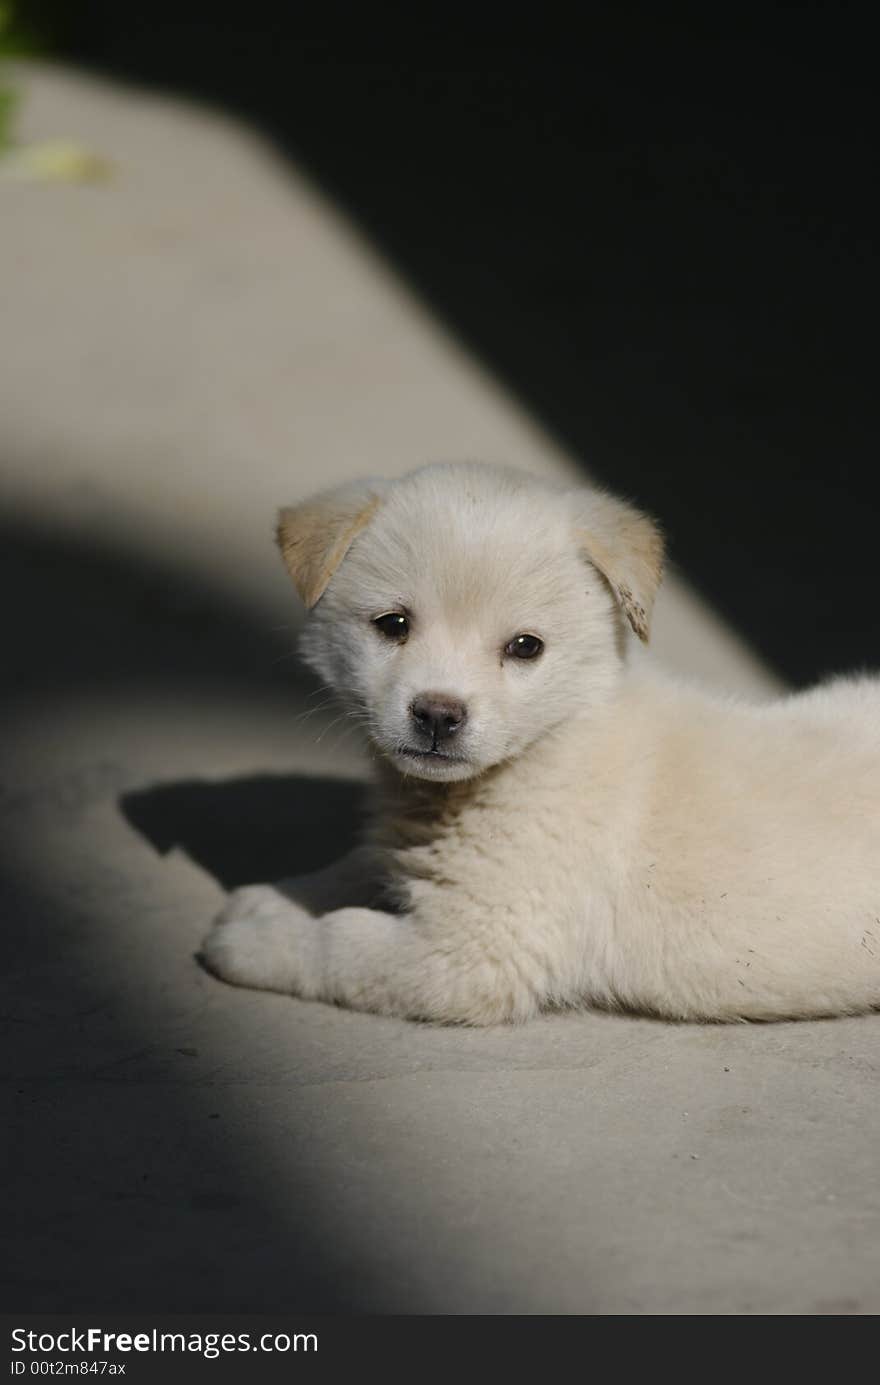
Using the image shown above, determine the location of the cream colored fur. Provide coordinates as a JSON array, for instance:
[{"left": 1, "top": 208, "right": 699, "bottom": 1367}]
[{"left": 203, "top": 462, "right": 880, "bottom": 1024}]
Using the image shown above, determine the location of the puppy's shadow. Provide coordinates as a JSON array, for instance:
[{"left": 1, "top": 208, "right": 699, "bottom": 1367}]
[{"left": 121, "top": 774, "right": 367, "bottom": 890}]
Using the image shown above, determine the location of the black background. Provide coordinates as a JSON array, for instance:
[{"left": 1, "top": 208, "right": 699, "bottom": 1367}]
[{"left": 33, "top": 3, "right": 880, "bottom": 686}]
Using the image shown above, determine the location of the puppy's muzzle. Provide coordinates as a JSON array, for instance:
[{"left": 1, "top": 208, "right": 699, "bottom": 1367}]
[{"left": 410, "top": 693, "right": 468, "bottom": 748}]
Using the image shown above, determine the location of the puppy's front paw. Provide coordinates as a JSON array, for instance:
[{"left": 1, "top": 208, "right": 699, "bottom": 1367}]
[{"left": 201, "top": 885, "right": 317, "bottom": 996}]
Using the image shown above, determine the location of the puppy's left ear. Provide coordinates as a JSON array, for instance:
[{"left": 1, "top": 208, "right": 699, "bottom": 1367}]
[
  {"left": 276, "top": 477, "right": 385, "bottom": 608},
  {"left": 575, "top": 491, "right": 664, "bottom": 642}
]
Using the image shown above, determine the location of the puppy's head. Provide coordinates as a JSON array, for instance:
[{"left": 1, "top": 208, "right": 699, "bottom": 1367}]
[{"left": 278, "top": 463, "right": 662, "bottom": 782}]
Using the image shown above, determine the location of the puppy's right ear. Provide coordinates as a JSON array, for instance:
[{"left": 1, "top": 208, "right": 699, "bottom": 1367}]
[
  {"left": 575, "top": 490, "right": 664, "bottom": 642},
  {"left": 276, "top": 478, "right": 385, "bottom": 608}
]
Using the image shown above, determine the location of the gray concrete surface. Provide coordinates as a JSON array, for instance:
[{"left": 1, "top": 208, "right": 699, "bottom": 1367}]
[{"left": 2, "top": 64, "right": 877, "bottom": 1315}]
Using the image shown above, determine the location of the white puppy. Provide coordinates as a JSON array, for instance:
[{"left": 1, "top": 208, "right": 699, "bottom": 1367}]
[{"left": 203, "top": 462, "right": 880, "bottom": 1024}]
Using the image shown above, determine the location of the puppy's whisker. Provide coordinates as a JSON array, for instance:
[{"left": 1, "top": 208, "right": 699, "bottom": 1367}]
[
  {"left": 315, "top": 710, "right": 358, "bottom": 744},
  {"left": 289, "top": 699, "right": 339, "bottom": 730},
  {"left": 305, "top": 682, "right": 339, "bottom": 701},
  {"left": 324, "top": 726, "right": 366, "bottom": 756}
]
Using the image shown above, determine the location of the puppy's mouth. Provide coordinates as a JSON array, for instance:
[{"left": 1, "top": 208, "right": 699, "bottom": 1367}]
[
  {"left": 389, "top": 744, "right": 478, "bottom": 779},
  {"left": 397, "top": 745, "right": 462, "bottom": 763}
]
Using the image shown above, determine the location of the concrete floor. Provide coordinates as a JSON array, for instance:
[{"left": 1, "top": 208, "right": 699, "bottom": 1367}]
[{"left": 2, "top": 64, "right": 878, "bottom": 1315}]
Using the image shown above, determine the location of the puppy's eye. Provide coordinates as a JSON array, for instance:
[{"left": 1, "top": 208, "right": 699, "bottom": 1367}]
[
  {"left": 372, "top": 612, "right": 410, "bottom": 642},
  {"left": 505, "top": 633, "right": 544, "bottom": 660}
]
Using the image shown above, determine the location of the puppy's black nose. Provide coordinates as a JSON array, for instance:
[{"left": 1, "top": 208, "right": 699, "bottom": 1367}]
[{"left": 411, "top": 694, "right": 467, "bottom": 746}]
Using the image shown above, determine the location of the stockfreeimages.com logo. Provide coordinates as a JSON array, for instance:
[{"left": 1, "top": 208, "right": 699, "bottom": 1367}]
[{"left": 11, "top": 1328, "right": 317, "bottom": 1362}]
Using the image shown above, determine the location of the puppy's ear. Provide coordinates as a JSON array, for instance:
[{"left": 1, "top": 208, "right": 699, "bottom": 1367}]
[
  {"left": 575, "top": 491, "right": 664, "bottom": 642},
  {"left": 276, "top": 478, "right": 385, "bottom": 608}
]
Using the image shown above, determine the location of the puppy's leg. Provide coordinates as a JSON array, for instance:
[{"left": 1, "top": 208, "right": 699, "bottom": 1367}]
[
  {"left": 315, "top": 906, "right": 549, "bottom": 1023},
  {"left": 201, "top": 847, "right": 381, "bottom": 995},
  {"left": 205, "top": 897, "right": 551, "bottom": 1025},
  {"left": 274, "top": 846, "right": 380, "bottom": 916}
]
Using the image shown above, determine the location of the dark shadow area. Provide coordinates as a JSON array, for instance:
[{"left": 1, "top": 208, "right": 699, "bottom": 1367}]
[
  {"left": 0, "top": 514, "right": 366, "bottom": 1310},
  {"left": 0, "top": 855, "right": 355, "bottom": 1310},
  {"left": 0, "top": 518, "right": 302, "bottom": 697},
  {"left": 50, "top": 9, "right": 880, "bottom": 686},
  {"left": 122, "top": 774, "right": 365, "bottom": 889}
]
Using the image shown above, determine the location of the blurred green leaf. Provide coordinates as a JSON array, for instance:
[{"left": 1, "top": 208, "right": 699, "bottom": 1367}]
[
  {"left": 0, "top": 2, "right": 18, "bottom": 152},
  {"left": 1, "top": 1, "right": 47, "bottom": 56},
  {"left": 1, "top": 3, "right": 62, "bottom": 152},
  {"left": 0, "top": 86, "right": 16, "bottom": 151}
]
